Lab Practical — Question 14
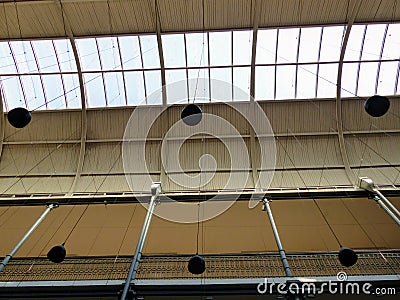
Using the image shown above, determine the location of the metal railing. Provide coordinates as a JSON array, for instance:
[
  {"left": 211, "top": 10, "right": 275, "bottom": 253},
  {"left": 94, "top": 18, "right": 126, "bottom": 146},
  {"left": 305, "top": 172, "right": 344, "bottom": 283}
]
[{"left": 0, "top": 251, "right": 398, "bottom": 282}]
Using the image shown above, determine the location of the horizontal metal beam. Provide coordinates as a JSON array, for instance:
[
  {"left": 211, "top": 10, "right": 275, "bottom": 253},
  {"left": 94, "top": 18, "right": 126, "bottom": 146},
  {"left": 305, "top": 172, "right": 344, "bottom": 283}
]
[{"left": 0, "top": 186, "right": 399, "bottom": 207}]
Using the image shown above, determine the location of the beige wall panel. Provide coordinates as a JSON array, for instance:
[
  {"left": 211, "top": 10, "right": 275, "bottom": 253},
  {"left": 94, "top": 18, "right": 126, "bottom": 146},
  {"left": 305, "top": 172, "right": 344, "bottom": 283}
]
[
  {"left": 269, "top": 169, "right": 351, "bottom": 188},
  {"left": 164, "top": 171, "right": 253, "bottom": 192},
  {"left": 0, "top": 176, "right": 74, "bottom": 195},
  {"left": 74, "top": 175, "right": 131, "bottom": 193},
  {"left": 342, "top": 98, "right": 400, "bottom": 132},
  {"left": 345, "top": 134, "right": 400, "bottom": 166},
  {"left": 260, "top": 100, "right": 337, "bottom": 135},
  {"left": 86, "top": 108, "right": 132, "bottom": 140},
  {"left": 274, "top": 136, "right": 343, "bottom": 169},
  {"left": 124, "top": 174, "right": 160, "bottom": 193},
  {"left": 4, "top": 111, "right": 81, "bottom": 142},
  {"left": 0, "top": 144, "right": 79, "bottom": 176},
  {"left": 82, "top": 143, "right": 124, "bottom": 174}
]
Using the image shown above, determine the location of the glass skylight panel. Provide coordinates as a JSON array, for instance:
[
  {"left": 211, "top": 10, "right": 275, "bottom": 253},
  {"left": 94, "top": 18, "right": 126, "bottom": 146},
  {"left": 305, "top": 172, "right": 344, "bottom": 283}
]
[
  {"left": 377, "top": 61, "right": 398, "bottom": 95},
  {"left": 1, "top": 76, "right": 25, "bottom": 109},
  {"left": 382, "top": 24, "right": 400, "bottom": 60},
  {"left": 317, "top": 63, "right": 338, "bottom": 98},
  {"left": 144, "top": 70, "right": 162, "bottom": 104},
  {"left": 298, "top": 27, "right": 321, "bottom": 63},
  {"left": 233, "top": 67, "right": 250, "bottom": 100},
  {"left": 296, "top": 64, "right": 318, "bottom": 98},
  {"left": 319, "top": 26, "right": 344, "bottom": 62},
  {"left": 104, "top": 72, "right": 125, "bottom": 107},
  {"left": 97, "top": 37, "right": 121, "bottom": 70},
  {"left": 165, "top": 69, "right": 187, "bottom": 103},
  {"left": 186, "top": 32, "right": 208, "bottom": 67},
  {"left": 83, "top": 73, "right": 106, "bottom": 107},
  {"left": 256, "top": 29, "right": 277, "bottom": 65},
  {"left": 209, "top": 31, "right": 231, "bottom": 66},
  {"left": 42, "top": 75, "right": 66, "bottom": 109},
  {"left": 344, "top": 25, "right": 365, "bottom": 61},
  {"left": 20, "top": 75, "right": 45, "bottom": 110},
  {"left": 361, "top": 24, "right": 386, "bottom": 61},
  {"left": 62, "top": 74, "right": 81, "bottom": 109},
  {"left": 255, "top": 66, "right": 274, "bottom": 100},
  {"left": 76, "top": 38, "right": 101, "bottom": 71},
  {"left": 118, "top": 36, "right": 143, "bottom": 69},
  {"left": 277, "top": 28, "right": 300, "bottom": 64},
  {"left": 0, "top": 43, "right": 17, "bottom": 74},
  {"left": 357, "top": 62, "right": 379, "bottom": 96},
  {"left": 53, "top": 39, "right": 77, "bottom": 72},
  {"left": 341, "top": 63, "right": 358, "bottom": 97},
  {"left": 188, "top": 69, "right": 210, "bottom": 102},
  {"left": 233, "top": 30, "right": 252, "bottom": 65},
  {"left": 10, "top": 41, "right": 37, "bottom": 73},
  {"left": 32, "top": 40, "right": 59, "bottom": 73},
  {"left": 140, "top": 35, "right": 160, "bottom": 69},
  {"left": 125, "top": 71, "right": 146, "bottom": 105},
  {"left": 275, "top": 65, "right": 296, "bottom": 99},
  {"left": 210, "top": 67, "right": 232, "bottom": 101},
  {"left": 162, "top": 34, "right": 186, "bottom": 68}
]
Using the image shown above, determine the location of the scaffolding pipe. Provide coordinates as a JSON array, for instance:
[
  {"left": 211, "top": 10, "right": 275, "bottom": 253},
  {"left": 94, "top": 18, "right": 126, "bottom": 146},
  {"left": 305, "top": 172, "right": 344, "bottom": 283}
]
[
  {"left": 374, "top": 189, "right": 400, "bottom": 219},
  {"left": 0, "top": 203, "right": 58, "bottom": 272},
  {"left": 373, "top": 196, "right": 400, "bottom": 226},
  {"left": 120, "top": 183, "right": 161, "bottom": 300},
  {"left": 261, "top": 198, "right": 293, "bottom": 277}
]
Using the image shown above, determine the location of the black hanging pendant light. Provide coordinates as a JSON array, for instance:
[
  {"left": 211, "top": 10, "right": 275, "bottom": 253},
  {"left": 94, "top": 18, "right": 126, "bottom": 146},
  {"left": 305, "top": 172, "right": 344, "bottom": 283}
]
[
  {"left": 7, "top": 107, "right": 31, "bottom": 128},
  {"left": 188, "top": 254, "right": 206, "bottom": 275},
  {"left": 181, "top": 104, "right": 202, "bottom": 126},
  {"left": 47, "top": 243, "right": 66, "bottom": 263},
  {"left": 338, "top": 247, "right": 358, "bottom": 267},
  {"left": 364, "top": 95, "right": 390, "bottom": 117}
]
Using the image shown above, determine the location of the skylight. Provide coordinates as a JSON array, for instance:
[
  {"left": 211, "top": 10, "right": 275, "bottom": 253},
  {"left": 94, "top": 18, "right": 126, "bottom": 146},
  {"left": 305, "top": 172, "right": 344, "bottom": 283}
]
[{"left": 0, "top": 23, "right": 399, "bottom": 112}]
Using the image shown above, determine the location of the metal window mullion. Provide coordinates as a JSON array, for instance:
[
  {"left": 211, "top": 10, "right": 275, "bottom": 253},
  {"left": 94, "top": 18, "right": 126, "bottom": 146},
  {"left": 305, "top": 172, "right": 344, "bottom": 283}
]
[
  {"left": 274, "top": 29, "right": 279, "bottom": 100},
  {"left": 294, "top": 28, "right": 301, "bottom": 99},
  {"left": 8, "top": 42, "right": 28, "bottom": 109},
  {"left": 231, "top": 31, "right": 234, "bottom": 101},
  {"left": 95, "top": 39, "right": 108, "bottom": 106},
  {"left": 315, "top": 27, "right": 324, "bottom": 98},
  {"left": 138, "top": 37, "right": 148, "bottom": 103},
  {"left": 207, "top": 32, "right": 211, "bottom": 102},
  {"left": 51, "top": 40, "right": 68, "bottom": 108},
  {"left": 374, "top": 24, "right": 389, "bottom": 95},
  {"left": 29, "top": 41, "right": 49, "bottom": 109},
  {"left": 395, "top": 61, "right": 400, "bottom": 95},
  {"left": 183, "top": 34, "right": 190, "bottom": 101},
  {"left": 116, "top": 37, "right": 128, "bottom": 106},
  {"left": 355, "top": 25, "right": 367, "bottom": 96}
]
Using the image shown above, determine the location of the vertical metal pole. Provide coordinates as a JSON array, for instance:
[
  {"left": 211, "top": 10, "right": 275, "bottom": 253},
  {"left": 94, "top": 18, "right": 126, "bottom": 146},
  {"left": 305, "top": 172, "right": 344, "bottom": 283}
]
[
  {"left": 0, "top": 203, "right": 58, "bottom": 272},
  {"left": 374, "top": 189, "right": 400, "bottom": 219},
  {"left": 373, "top": 195, "right": 400, "bottom": 226},
  {"left": 261, "top": 198, "right": 293, "bottom": 277},
  {"left": 120, "top": 183, "right": 161, "bottom": 300}
]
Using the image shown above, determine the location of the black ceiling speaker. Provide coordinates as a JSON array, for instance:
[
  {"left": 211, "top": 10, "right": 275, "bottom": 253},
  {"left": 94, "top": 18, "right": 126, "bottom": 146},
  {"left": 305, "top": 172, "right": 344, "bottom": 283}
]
[
  {"left": 338, "top": 247, "right": 358, "bottom": 267},
  {"left": 7, "top": 107, "right": 31, "bottom": 128},
  {"left": 188, "top": 255, "right": 206, "bottom": 275},
  {"left": 181, "top": 104, "right": 202, "bottom": 126},
  {"left": 47, "top": 244, "right": 66, "bottom": 263},
  {"left": 364, "top": 95, "right": 390, "bottom": 117}
]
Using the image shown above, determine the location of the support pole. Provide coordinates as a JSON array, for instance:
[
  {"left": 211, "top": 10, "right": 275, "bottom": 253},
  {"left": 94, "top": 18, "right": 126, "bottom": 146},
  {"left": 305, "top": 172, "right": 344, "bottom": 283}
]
[
  {"left": 373, "top": 195, "right": 400, "bottom": 226},
  {"left": 120, "top": 182, "right": 161, "bottom": 300},
  {"left": 0, "top": 203, "right": 58, "bottom": 272},
  {"left": 359, "top": 177, "right": 400, "bottom": 225},
  {"left": 261, "top": 199, "right": 292, "bottom": 276}
]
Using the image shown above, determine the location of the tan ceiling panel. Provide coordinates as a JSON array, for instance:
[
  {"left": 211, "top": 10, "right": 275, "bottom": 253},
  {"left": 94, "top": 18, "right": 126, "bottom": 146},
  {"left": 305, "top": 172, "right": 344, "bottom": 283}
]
[
  {"left": 4, "top": 111, "right": 81, "bottom": 143},
  {"left": 86, "top": 108, "right": 132, "bottom": 140},
  {"left": 0, "top": 144, "right": 79, "bottom": 176},
  {"left": 82, "top": 142, "right": 124, "bottom": 174},
  {"left": 353, "top": 167, "right": 400, "bottom": 186}
]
